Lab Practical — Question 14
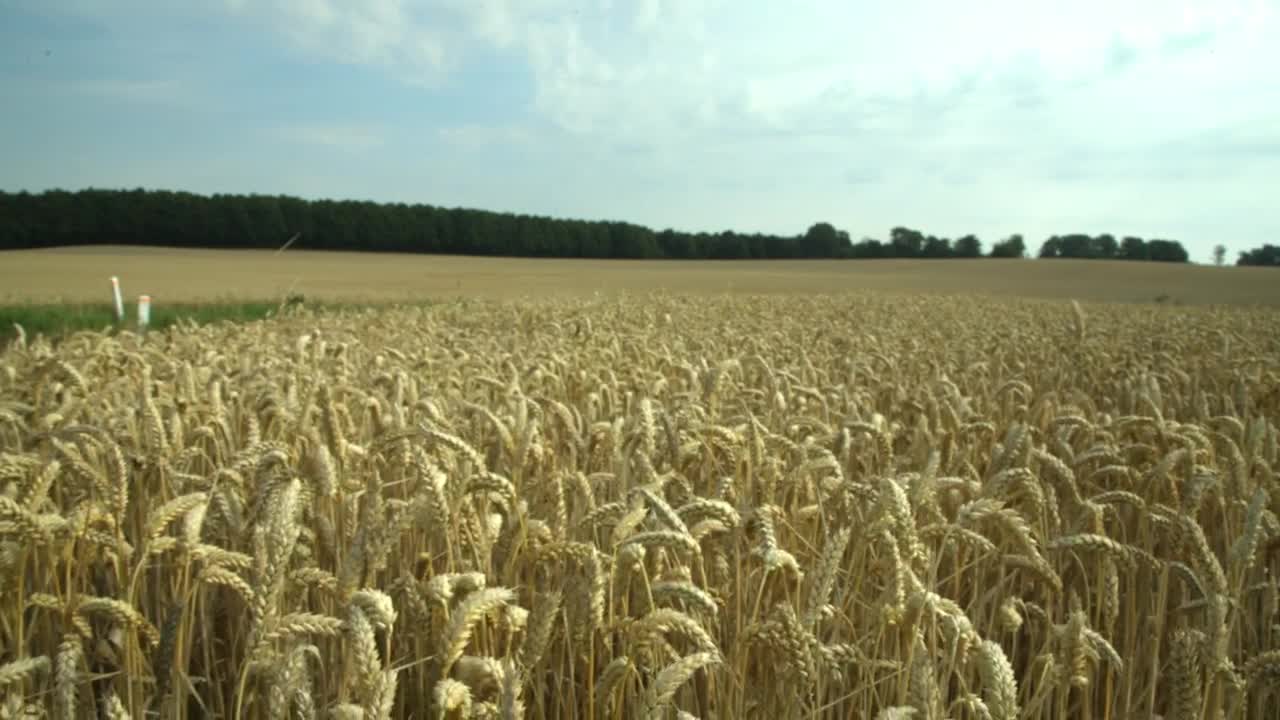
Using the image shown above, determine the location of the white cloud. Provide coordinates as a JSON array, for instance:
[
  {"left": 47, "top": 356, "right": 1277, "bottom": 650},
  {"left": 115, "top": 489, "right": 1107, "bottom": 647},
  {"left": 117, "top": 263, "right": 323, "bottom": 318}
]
[
  {"left": 221, "top": 0, "right": 450, "bottom": 81},
  {"left": 10, "top": 0, "right": 1279, "bottom": 255},
  {"left": 213, "top": 0, "right": 1277, "bottom": 153}
]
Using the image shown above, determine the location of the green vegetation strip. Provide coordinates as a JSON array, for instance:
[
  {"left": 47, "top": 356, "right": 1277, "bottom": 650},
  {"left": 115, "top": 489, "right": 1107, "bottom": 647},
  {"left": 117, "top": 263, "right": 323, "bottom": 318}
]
[{"left": 0, "top": 298, "right": 429, "bottom": 345}]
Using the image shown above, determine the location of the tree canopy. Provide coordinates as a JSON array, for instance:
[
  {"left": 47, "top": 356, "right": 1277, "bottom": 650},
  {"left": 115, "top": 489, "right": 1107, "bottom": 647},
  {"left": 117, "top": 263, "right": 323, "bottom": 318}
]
[
  {"left": 0, "top": 188, "right": 1195, "bottom": 265},
  {"left": 1236, "top": 244, "right": 1280, "bottom": 267},
  {"left": 1037, "top": 234, "right": 1188, "bottom": 262},
  {"left": 990, "top": 234, "right": 1027, "bottom": 258}
]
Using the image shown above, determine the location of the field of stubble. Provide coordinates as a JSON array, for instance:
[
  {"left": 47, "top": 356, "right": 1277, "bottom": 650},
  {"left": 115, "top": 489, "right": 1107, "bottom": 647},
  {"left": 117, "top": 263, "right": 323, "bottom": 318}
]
[{"left": 2, "top": 292, "right": 1278, "bottom": 720}]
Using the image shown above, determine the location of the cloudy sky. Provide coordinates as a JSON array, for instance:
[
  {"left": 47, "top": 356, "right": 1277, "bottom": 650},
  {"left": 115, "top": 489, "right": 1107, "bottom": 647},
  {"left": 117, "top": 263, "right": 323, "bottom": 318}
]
[{"left": 2, "top": 1, "right": 1277, "bottom": 261}]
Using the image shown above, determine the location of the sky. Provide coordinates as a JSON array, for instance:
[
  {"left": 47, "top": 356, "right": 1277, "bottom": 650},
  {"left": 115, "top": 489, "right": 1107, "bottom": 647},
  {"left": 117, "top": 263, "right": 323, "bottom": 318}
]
[{"left": 1, "top": 1, "right": 1277, "bottom": 262}]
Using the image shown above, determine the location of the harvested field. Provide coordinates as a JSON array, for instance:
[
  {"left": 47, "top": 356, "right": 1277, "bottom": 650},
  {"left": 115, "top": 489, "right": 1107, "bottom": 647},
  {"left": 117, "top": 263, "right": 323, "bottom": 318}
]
[
  {"left": 1, "top": 290, "right": 1278, "bottom": 718},
  {"left": 3, "top": 245, "right": 1280, "bottom": 306}
]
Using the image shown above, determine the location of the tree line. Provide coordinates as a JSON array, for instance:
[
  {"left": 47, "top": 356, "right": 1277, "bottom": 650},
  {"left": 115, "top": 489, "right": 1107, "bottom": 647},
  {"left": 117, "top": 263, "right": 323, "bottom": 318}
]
[
  {"left": 1236, "top": 245, "right": 1280, "bottom": 267},
  {"left": 2, "top": 188, "right": 1264, "bottom": 264},
  {"left": 1036, "top": 233, "right": 1189, "bottom": 262}
]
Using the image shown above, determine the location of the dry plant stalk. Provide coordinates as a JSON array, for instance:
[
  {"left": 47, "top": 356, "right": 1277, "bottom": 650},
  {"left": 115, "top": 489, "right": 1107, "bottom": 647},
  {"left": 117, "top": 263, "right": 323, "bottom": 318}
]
[{"left": 1, "top": 292, "right": 1277, "bottom": 719}]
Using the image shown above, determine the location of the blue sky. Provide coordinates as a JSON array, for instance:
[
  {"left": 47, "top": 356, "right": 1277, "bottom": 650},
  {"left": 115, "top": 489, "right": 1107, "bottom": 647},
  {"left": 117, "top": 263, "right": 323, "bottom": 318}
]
[{"left": 2, "top": 0, "right": 1277, "bottom": 262}]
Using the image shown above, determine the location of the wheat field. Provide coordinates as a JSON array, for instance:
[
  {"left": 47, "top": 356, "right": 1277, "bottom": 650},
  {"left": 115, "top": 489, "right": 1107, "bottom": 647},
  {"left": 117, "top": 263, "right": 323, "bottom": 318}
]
[
  {"left": 2, "top": 291, "right": 1278, "bottom": 719},
  {"left": 5, "top": 246, "right": 1280, "bottom": 307}
]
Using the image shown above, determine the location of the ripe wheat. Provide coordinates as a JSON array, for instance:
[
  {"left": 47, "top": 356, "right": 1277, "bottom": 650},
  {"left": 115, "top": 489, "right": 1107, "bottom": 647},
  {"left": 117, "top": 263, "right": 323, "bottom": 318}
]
[{"left": 1, "top": 292, "right": 1277, "bottom": 718}]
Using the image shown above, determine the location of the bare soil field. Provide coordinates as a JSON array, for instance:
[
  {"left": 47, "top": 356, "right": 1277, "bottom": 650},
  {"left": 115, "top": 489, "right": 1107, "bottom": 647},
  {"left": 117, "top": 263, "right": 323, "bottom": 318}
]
[{"left": 2, "top": 245, "right": 1277, "bottom": 306}]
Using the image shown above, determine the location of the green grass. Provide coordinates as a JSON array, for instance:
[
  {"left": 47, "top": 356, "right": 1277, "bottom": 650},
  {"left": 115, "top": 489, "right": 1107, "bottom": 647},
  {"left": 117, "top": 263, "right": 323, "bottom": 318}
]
[
  {"left": 0, "top": 296, "right": 446, "bottom": 346},
  {"left": 0, "top": 294, "right": 408, "bottom": 346},
  {"left": 0, "top": 301, "right": 283, "bottom": 344}
]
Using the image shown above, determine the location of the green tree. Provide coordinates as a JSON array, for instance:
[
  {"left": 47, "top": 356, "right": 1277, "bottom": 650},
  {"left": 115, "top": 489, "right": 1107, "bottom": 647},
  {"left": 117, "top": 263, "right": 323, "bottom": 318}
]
[
  {"left": 1092, "top": 234, "right": 1118, "bottom": 259},
  {"left": 1213, "top": 244, "right": 1226, "bottom": 266},
  {"left": 1236, "top": 244, "right": 1280, "bottom": 266},
  {"left": 1057, "top": 234, "right": 1094, "bottom": 258},
  {"left": 801, "top": 222, "right": 842, "bottom": 258},
  {"left": 953, "top": 234, "right": 982, "bottom": 258},
  {"left": 0, "top": 188, "right": 1203, "bottom": 265},
  {"left": 1146, "top": 239, "right": 1189, "bottom": 263},
  {"left": 709, "top": 230, "right": 749, "bottom": 259},
  {"left": 890, "top": 227, "right": 924, "bottom": 258},
  {"left": 850, "top": 238, "right": 886, "bottom": 258},
  {"left": 922, "top": 235, "right": 952, "bottom": 258},
  {"left": 1119, "top": 236, "right": 1148, "bottom": 260},
  {"left": 990, "top": 234, "right": 1026, "bottom": 258}
]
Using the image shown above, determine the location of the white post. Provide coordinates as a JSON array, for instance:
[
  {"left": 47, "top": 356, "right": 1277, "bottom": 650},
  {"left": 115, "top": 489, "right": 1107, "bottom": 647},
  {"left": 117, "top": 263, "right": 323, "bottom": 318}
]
[
  {"left": 111, "top": 276, "right": 124, "bottom": 323},
  {"left": 138, "top": 295, "right": 151, "bottom": 333}
]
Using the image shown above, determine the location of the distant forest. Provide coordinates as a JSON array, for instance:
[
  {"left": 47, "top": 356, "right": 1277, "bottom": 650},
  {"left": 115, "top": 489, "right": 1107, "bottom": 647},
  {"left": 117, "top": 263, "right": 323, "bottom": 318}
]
[{"left": 1, "top": 188, "right": 1272, "bottom": 264}]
